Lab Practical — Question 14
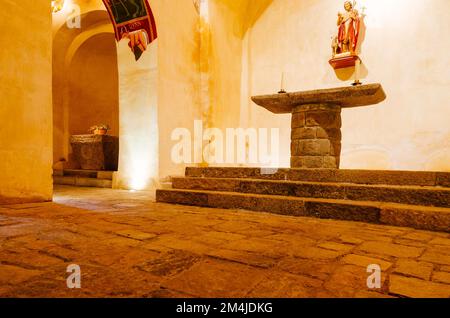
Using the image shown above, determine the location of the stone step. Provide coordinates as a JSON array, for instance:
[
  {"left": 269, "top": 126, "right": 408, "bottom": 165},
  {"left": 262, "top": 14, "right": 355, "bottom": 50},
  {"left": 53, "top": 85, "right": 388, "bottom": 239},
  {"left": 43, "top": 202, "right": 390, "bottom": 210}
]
[
  {"left": 172, "top": 177, "right": 450, "bottom": 208},
  {"left": 159, "top": 181, "right": 173, "bottom": 190},
  {"left": 156, "top": 189, "right": 450, "bottom": 233},
  {"left": 62, "top": 169, "right": 97, "bottom": 178},
  {"left": 61, "top": 169, "right": 114, "bottom": 180},
  {"left": 53, "top": 176, "right": 112, "bottom": 188},
  {"left": 185, "top": 167, "right": 450, "bottom": 187}
]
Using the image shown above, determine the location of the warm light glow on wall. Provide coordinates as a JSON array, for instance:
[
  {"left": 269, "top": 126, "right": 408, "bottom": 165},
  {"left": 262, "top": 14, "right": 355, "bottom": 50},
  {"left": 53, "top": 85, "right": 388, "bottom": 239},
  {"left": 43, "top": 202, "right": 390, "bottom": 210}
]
[
  {"left": 129, "top": 157, "right": 152, "bottom": 190},
  {"left": 116, "top": 40, "right": 159, "bottom": 191},
  {"left": 200, "top": 0, "right": 209, "bottom": 22},
  {"left": 51, "top": 0, "right": 78, "bottom": 25},
  {"left": 356, "top": 0, "right": 425, "bottom": 29}
]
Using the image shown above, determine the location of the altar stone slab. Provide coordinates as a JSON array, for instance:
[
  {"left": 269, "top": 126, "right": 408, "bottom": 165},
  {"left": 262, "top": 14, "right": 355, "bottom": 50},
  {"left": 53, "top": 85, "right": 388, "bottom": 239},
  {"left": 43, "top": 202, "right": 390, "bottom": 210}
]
[{"left": 252, "top": 84, "right": 386, "bottom": 169}]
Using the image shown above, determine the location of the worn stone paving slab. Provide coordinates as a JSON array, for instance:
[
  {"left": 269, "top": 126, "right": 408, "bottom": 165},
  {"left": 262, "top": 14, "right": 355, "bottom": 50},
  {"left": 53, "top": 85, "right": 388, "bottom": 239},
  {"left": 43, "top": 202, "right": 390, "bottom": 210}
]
[
  {"left": 162, "top": 258, "right": 268, "bottom": 298},
  {"left": 389, "top": 275, "right": 450, "bottom": 298},
  {"left": 247, "top": 271, "right": 323, "bottom": 298},
  {"left": 0, "top": 186, "right": 448, "bottom": 298},
  {"left": 341, "top": 254, "right": 393, "bottom": 271},
  {"left": 0, "top": 264, "right": 44, "bottom": 285},
  {"left": 392, "top": 259, "right": 434, "bottom": 281}
]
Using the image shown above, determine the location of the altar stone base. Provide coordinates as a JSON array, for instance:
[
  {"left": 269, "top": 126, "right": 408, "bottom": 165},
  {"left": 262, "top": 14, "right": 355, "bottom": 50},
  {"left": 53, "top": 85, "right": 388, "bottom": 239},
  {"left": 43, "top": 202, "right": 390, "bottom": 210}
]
[
  {"left": 70, "top": 134, "right": 119, "bottom": 171},
  {"left": 291, "top": 104, "right": 342, "bottom": 169}
]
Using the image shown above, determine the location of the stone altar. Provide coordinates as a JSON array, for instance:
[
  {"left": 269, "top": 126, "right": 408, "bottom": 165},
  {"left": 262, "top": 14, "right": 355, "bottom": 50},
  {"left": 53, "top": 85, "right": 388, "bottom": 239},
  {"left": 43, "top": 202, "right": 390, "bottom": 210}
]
[
  {"left": 252, "top": 84, "right": 386, "bottom": 169},
  {"left": 70, "top": 134, "right": 119, "bottom": 171}
]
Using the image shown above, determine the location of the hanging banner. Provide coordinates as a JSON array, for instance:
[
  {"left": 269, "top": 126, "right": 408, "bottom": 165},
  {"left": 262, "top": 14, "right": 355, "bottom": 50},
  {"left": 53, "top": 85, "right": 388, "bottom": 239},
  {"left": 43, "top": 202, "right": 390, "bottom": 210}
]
[{"left": 102, "top": 0, "right": 158, "bottom": 60}]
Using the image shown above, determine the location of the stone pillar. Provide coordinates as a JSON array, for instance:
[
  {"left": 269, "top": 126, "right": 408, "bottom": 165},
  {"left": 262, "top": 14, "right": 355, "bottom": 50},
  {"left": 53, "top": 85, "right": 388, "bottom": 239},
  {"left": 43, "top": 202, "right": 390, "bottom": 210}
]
[{"left": 290, "top": 104, "right": 342, "bottom": 169}]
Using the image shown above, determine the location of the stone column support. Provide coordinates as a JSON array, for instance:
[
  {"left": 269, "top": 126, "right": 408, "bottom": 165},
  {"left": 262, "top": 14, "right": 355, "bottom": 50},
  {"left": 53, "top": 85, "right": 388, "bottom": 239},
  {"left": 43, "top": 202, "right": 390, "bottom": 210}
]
[{"left": 290, "top": 104, "right": 342, "bottom": 169}]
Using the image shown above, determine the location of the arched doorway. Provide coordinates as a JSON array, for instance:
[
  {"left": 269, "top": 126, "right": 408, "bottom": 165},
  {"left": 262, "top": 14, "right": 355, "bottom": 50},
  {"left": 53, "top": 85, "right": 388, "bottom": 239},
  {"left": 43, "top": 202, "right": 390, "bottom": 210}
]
[
  {"left": 67, "top": 33, "right": 119, "bottom": 164},
  {"left": 52, "top": 11, "right": 120, "bottom": 188}
]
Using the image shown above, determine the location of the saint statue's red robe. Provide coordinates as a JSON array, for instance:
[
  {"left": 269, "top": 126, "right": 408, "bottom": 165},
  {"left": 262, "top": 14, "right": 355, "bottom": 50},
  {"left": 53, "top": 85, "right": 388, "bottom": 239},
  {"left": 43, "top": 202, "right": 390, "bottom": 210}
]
[{"left": 338, "top": 15, "right": 360, "bottom": 53}]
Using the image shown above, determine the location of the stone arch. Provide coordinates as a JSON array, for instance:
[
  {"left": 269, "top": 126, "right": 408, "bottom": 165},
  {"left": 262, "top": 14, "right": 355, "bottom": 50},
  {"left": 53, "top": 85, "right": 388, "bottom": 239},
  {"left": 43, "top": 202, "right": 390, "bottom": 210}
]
[
  {"left": 64, "top": 23, "right": 115, "bottom": 69},
  {"left": 53, "top": 10, "right": 119, "bottom": 167}
]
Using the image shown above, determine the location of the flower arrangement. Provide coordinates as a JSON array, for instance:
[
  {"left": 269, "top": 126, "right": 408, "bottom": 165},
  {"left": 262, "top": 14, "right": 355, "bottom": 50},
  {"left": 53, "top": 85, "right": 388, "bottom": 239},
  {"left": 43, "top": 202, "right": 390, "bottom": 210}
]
[
  {"left": 51, "top": 0, "right": 65, "bottom": 13},
  {"left": 89, "top": 124, "right": 110, "bottom": 135}
]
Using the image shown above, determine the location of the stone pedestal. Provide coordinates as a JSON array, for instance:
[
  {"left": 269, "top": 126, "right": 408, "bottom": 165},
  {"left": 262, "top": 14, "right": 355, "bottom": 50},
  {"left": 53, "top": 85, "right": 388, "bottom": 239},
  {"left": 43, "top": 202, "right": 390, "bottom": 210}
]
[
  {"left": 291, "top": 104, "right": 342, "bottom": 168},
  {"left": 70, "top": 134, "right": 119, "bottom": 171},
  {"left": 252, "top": 84, "right": 386, "bottom": 169}
]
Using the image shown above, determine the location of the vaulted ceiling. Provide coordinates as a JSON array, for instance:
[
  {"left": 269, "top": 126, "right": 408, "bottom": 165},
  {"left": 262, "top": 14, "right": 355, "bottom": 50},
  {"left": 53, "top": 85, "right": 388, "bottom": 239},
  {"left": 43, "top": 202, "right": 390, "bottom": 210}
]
[{"left": 214, "top": 0, "right": 273, "bottom": 37}]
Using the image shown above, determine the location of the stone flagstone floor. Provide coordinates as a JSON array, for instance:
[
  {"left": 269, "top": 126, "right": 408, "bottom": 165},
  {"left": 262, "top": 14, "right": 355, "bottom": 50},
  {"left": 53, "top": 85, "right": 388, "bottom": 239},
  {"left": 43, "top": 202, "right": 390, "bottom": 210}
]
[{"left": 0, "top": 186, "right": 449, "bottom": 298}]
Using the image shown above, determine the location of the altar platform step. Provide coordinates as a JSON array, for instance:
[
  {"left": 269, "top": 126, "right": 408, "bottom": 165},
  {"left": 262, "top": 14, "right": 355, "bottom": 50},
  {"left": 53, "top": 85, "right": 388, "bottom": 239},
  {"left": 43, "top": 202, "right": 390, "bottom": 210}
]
[
  {"left": 53, "top": 169, "right": 113, "bottom": 188},
  {"left": 185, "top": 167, "right": 450, "bottom": 187},
  {"left": 171, "top": 177, "right": 450, "bottom": 208},
  {"left": 156, "top": 168, "right": 450, "bottom": 233}
]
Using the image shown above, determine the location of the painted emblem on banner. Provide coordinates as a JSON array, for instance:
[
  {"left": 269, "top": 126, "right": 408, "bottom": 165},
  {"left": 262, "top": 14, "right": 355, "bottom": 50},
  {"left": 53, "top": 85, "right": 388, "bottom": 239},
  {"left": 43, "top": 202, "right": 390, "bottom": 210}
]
[{"left": 102, "top": 0, "right": 158, "bottom": 60}]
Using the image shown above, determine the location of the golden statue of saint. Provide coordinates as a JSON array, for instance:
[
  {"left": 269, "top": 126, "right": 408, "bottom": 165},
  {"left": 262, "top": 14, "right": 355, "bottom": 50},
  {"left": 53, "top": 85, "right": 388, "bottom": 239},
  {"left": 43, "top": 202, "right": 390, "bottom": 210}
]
[{"left": 332, "top": 1, "right": 361, "bottom": 57}]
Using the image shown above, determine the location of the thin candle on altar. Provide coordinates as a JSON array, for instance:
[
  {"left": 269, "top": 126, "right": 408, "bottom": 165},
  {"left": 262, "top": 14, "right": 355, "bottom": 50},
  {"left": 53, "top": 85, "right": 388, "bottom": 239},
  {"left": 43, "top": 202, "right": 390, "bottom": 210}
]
[
  {"left": 355, "top": 59, "right": 360, "bottom": 80},
  {"left": 279, "top": 72, "right": 286, "bottom": 94},
  {"left": 353, "top": 58, "right": 362, "bottom": 86}
]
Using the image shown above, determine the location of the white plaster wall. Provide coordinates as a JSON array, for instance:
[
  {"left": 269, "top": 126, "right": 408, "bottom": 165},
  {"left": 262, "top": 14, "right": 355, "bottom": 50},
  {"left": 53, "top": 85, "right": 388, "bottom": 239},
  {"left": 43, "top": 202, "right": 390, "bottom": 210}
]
[
  {"left": 242, "top": 0, "right": 450, "bottom": 171},
  {"left": 115, "top": 41, "right": 159, "bottom": 190}
]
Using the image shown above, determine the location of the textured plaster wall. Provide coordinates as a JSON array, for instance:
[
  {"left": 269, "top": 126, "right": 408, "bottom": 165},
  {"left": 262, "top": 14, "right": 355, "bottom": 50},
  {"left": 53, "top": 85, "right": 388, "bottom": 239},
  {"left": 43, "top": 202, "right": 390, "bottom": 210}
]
[
  {"left": 68, "top": 34, "right": 119, "bottom": 139},
  {"left": 240, "top": 0, "right": 450, "bottom": 171},
  {"left": 207, "top": 0, "right": 273, "bottom": 131},
  {"left": 0, "top": 1, "right": 53, "bottom": 203},
  {"left": 207, "top": 0, "right": 245, "bottom": 131},
  {"left": 153, "top": 0, "right": 202, "bottom": 182},
  {"left": 201, "top": 0, "right": 283, "bottom": 167}
]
